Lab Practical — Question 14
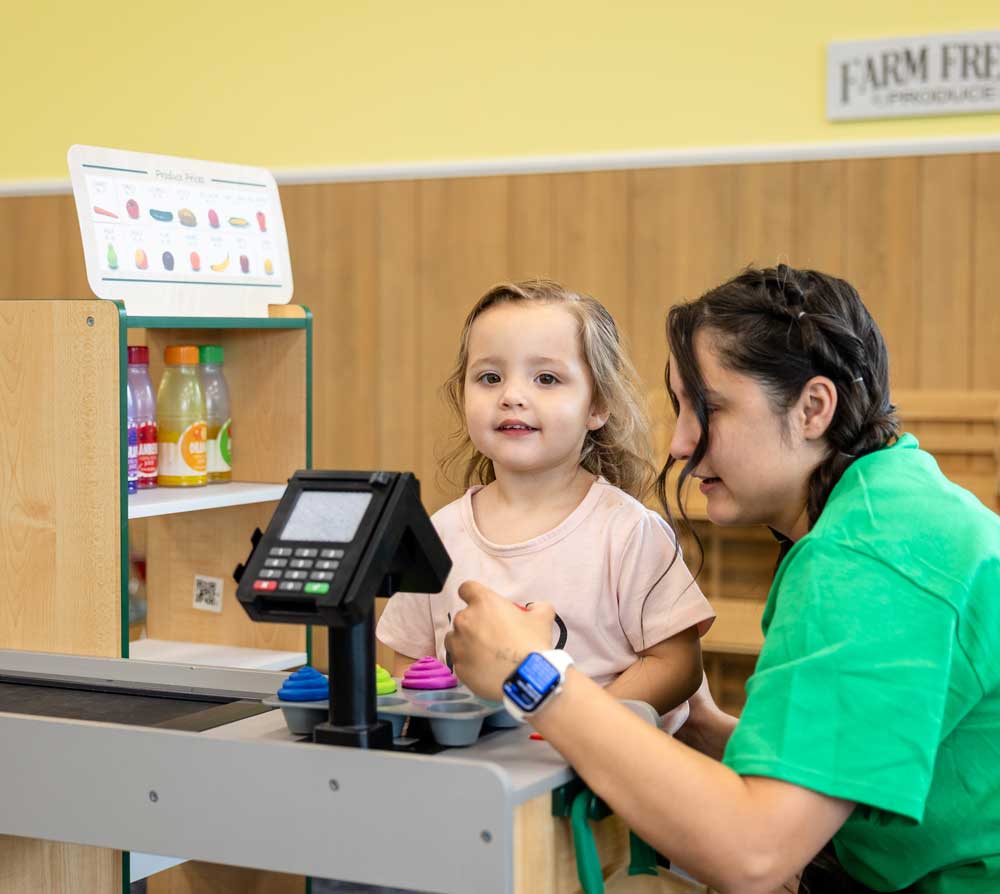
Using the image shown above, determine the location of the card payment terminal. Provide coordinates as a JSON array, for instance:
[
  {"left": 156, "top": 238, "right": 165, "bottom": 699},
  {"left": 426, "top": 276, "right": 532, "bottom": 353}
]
[{"left": 234, "top": 471, "right": 451, "bottom": 749}]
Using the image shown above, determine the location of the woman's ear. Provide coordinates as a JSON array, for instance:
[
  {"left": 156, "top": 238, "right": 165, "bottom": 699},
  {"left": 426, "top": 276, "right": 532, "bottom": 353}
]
[{"left": 799, "top": 376, "right": 837, "bottom": 441}]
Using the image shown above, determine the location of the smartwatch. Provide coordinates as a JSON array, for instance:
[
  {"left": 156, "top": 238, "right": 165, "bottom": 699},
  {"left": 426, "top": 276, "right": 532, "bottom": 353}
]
[{"left": 501, "top": 649, "right": 574, "bottom": 722}]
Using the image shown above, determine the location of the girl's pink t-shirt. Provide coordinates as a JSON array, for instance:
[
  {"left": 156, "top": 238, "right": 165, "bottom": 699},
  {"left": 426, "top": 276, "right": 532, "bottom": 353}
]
[{"left": 377, "top": 478, "right": 714, "bottom": 724}]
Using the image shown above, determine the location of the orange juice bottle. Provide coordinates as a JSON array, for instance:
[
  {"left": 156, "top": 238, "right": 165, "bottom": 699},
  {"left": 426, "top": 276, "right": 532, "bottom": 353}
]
[{"left": 156, "top": 345, "right": 207, "bottom": 487}]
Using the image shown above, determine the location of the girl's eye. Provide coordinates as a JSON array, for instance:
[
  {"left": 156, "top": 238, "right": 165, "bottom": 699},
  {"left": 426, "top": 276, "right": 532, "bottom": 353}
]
[
  {"left": 478, "top": 372, "right": 501, "bottom": 385},
  {"left": 536, "top": 373, "right": 559, "bottom": 386}
]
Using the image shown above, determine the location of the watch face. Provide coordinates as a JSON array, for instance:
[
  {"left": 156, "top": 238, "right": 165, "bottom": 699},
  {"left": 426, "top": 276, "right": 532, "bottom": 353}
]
[{"left": 503, "top": 653, "right": 561, "bottom": 712}]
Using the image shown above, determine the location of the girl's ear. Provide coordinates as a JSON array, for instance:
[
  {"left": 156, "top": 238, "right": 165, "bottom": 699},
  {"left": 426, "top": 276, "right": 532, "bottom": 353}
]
[
  {"left": 798, "top": 376, "right": 837, "bottom": 441},
  {"left": 588, "top": 400, "right": 610, "bottom": 431}
]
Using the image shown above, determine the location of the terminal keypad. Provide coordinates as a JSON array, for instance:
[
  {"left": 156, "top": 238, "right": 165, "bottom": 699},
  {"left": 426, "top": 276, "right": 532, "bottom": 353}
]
[{"left": 255, "top": 544, "right": 339, "bottom": 594}]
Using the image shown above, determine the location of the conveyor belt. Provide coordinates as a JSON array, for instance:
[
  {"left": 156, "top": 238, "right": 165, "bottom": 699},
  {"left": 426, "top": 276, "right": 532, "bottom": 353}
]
[{"left": 0, "top": 675, "right": 272, "bottom": 732}]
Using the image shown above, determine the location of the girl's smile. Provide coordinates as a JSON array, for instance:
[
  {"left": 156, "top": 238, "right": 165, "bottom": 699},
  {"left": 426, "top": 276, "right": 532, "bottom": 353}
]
[{"left": 496, "top": 418, "right": 538, "bottom": 436}]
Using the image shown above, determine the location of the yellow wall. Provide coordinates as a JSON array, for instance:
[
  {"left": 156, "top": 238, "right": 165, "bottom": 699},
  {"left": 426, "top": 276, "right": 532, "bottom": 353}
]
[{"left": 4, "top": 1, "right": 999, "bottom": 181}]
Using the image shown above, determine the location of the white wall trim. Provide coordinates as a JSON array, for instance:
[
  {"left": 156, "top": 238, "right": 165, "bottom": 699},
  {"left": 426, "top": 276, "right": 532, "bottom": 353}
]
[{"left": 3, "top": 134, "right": 1000, "bottom": 197}]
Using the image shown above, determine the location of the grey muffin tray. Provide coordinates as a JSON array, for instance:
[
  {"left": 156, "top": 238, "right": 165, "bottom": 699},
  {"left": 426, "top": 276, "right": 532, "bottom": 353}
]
[{"left": 264, "top": 679, "right": 519, "bottom": 747}]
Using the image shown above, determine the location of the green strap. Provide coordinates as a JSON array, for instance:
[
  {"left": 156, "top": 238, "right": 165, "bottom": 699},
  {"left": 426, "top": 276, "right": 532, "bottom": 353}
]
[
  {"left": 627, "top": 830, "right": 659, "bottom": 876},
  {"left": 571, "top": 786, "right": 661, "bottom": 889},
  {"left": 571, "top": 789, "right": 606, "bottom": 894}
]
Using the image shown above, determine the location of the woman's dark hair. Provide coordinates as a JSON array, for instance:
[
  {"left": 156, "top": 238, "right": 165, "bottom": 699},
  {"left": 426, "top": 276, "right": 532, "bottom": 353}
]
[{"left": 655, "top": 264, "right": 899, "bottom": 542}]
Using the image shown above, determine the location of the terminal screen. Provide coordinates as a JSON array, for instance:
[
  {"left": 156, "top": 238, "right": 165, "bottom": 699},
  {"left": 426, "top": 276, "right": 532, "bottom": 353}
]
[{"left": 279, "top": 491, "right": 373, "bottom": 543}]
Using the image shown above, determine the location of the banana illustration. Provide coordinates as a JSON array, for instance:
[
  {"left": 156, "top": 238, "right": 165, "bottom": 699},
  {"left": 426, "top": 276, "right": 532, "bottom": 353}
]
[{"left": 210, "top": 254, "right": 230, "bottom": 272}]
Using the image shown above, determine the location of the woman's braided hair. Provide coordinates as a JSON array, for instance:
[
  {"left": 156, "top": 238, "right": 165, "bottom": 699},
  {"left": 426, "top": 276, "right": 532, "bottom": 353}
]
[{"left": 657, "top": 264, "right": 900, "bottom": 531}]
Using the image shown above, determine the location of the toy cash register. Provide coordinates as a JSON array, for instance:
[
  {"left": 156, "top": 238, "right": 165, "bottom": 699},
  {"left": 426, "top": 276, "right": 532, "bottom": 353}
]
[{"left": 234, "top": 471, "right": 451, "bottom": 749}]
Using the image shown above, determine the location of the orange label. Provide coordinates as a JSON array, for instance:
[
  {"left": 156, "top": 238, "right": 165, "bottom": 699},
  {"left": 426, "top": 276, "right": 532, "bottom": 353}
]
[{"left": 180, "top": 422, "right": 208, "bottom": 473}]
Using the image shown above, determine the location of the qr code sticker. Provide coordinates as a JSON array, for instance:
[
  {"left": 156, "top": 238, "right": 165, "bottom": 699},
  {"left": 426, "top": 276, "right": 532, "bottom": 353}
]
[{"left": 193, "top": 575, "right": 224, "bottom": 613}]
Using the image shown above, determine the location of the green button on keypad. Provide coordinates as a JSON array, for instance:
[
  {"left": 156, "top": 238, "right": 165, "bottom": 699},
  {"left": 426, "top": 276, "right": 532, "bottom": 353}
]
[{"left": 304, "top": 582, "right": 330, "bottom": 595}]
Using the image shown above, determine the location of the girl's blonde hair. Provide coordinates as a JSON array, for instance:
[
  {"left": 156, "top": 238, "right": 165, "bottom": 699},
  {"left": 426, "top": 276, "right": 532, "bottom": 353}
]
[{"left": 440, "top": 280, "right": 655, "bottom": 499}]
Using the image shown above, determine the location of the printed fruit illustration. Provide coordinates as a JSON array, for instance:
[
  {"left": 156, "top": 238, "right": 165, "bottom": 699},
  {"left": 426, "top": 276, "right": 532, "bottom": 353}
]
[
  {"left": 239, "top": 254, "right": 249, "bottom": 273},
  {"left": 162, "top": 251, "right": 175, "bottom": 271},
  {"left": 178, "top": 208, "right": 197, "bottom": 227},
  {"left": 210, "top": 254, "right": 230, "bottom": 272},
  {"left": 107, "top": 244, "right": 118, "bottom": 270},
  {"left": 135, "top": 249, "right": 148, "bottom": 270},
  {"left": 208, "top": 209, "right": 220, "bottom": 228},
  {"left": 93, "top": 205, "right": 118, "bottom": 218},
  {"left": 228, "top": 216, "right": 249, "bottom": 228},
  {"left": 149, "top": 208, "right": 173, "bottom": 222},
  {"left": 256, "top": 211, "right": 266, "bottom": 232},
  {"left": 126, "top": 199, "right": 140, "bottom": 219},
  {"left": 264, "top": 258, "right": 274, "bottom": 275},
  {"left": 190, "top": 251, "right": 201, "bottom": 272}
]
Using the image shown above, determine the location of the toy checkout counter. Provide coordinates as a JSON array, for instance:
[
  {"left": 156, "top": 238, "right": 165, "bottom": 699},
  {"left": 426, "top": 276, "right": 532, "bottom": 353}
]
[{"left": 0, "top": 472, "right": 645, "bottom": 894}]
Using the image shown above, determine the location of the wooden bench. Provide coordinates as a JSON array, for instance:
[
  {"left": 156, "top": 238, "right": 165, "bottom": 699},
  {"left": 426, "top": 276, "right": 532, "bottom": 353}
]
[{"left": 892, "top": 389, "right": 1000, "bottom": 513}]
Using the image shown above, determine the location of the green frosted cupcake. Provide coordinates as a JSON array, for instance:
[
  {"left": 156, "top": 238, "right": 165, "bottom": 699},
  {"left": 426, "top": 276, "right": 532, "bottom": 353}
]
[{"left": 375, "top": 664, "right": 397, "bottom": 696}]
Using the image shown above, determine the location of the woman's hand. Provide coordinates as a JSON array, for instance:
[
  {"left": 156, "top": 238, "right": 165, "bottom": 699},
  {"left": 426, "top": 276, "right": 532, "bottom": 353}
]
[{"left": 445, "top": 580, "right": 554, "bottom": 700}]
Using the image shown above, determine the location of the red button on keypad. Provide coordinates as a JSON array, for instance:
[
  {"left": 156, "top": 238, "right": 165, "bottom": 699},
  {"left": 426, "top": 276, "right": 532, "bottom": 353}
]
[{"left": 253, "top": 580, "right": 278, "bottom": 591}]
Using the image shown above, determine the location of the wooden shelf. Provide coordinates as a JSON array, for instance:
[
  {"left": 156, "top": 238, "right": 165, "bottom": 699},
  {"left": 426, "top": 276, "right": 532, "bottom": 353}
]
[
  {"left": 127, "top": 482, "right": 287, "bottom": 519},
  {"left": 129, "top": 639, "right": 305, "bottom": 671}
]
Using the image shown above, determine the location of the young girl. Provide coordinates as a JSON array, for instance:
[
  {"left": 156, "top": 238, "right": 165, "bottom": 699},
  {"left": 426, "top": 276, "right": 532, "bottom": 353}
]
[{"left": 376, "top": 280, "right": 714, "bottom": 720}]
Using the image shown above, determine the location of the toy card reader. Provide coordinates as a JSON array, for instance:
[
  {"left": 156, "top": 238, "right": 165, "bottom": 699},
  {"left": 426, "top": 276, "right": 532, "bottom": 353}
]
[{"left": 234, "top": 470, "right": 451, "bottom": 749}]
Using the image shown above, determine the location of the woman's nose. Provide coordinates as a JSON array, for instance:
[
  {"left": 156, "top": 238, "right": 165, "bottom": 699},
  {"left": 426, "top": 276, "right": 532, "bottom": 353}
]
[{"left": 669, "top": 409, "right": 700, "bottom": 462}]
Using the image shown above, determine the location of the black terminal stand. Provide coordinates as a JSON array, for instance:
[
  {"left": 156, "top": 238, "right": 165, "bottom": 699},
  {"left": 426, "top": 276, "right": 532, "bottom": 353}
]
[
  {"left": 318, "top": 605, "right": 388, "bottom": 748},
  {"left": 233, "top": 471, "right": 451, "bottom": 750}
]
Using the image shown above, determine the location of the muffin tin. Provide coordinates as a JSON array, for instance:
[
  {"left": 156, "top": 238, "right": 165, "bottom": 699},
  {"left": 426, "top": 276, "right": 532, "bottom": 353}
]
[
  {"left": 265, "top": 679, "right": 517, "bottom": 746},
  {"left": 376, "top": 683, "right": 518, "bottom": 746}
]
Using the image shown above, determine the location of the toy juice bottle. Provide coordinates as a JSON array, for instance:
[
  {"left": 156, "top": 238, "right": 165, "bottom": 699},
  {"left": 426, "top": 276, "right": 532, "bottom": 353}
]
[
  {"left": 126, "top": 379, "right": 138, "bottom": 495},
  {"left": 128, "top": 346, "right": 158, "bottom": 489},
  {"left": 156, "top": 345, "right": 207, "bottom": 487},
  {"left": 198, "top": 345, "right": 232, "bottom": 484}
]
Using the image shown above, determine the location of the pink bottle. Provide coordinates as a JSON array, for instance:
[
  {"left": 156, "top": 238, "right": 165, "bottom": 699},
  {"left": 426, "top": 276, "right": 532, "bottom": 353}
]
[{"left": 127, "top": 346, "right": 158, "bottom": 489}]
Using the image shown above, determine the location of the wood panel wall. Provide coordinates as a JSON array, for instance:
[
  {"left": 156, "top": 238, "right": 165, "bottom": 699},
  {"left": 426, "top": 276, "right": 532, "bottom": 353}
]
[{"left": 5, "top": 154, "right": 998, "bottom": 514}]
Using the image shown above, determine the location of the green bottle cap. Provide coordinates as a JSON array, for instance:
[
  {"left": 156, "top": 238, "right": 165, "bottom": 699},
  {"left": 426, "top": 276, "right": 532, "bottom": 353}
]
[{"left": 199, "top": 344, "right": 224, "bottom": 364}]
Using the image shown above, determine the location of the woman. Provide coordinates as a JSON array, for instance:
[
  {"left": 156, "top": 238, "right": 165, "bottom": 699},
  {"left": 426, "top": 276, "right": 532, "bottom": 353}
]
[{"left": 446, "top": 266, "right": 1000, "bottom": 894}]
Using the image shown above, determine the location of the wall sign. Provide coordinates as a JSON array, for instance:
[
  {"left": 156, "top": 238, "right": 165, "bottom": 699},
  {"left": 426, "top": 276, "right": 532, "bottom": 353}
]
[
  {"left": 827, "top": 31, "right": 1000, "bottom": 122},
  {"left": 68, "top": 145, "right": 293, "bottom": 317}
]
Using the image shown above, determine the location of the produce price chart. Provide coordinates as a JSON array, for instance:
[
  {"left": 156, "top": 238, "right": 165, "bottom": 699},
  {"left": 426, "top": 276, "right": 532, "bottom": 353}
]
[{"left": 85, "top": 166, "right": 283, "bottom": 289}]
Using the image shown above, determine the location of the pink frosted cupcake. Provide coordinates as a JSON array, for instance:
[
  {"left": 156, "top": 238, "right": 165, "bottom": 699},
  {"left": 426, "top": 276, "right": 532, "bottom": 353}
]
[{"left": 402, "top": 656, "right": 458, "bottom": 690}]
